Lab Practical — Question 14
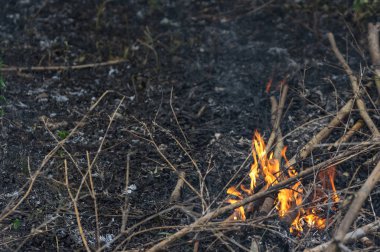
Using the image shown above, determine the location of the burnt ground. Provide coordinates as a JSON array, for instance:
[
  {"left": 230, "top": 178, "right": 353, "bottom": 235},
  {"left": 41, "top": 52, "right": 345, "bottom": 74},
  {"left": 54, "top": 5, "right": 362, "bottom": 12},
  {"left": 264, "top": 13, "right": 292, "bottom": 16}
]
[{"left": 0, "top": 0, "right": 379, "bottom": 251}]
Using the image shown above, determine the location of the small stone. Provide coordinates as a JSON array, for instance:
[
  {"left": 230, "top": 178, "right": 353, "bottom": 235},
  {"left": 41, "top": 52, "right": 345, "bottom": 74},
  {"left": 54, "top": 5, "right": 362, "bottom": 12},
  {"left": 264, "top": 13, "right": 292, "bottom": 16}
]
[
  {"left": 214, "top": 133, "right": 221, "bottom": 140},
  {"left": 52, "top": 94, "right": 69, "bottom": 102}
]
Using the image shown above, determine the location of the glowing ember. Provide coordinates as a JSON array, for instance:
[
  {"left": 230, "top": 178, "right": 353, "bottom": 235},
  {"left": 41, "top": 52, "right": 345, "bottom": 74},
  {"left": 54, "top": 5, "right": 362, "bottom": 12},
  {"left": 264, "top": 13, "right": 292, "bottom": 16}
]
[{"left": 226, "top": 131, "right": 340, "bottom": 234}]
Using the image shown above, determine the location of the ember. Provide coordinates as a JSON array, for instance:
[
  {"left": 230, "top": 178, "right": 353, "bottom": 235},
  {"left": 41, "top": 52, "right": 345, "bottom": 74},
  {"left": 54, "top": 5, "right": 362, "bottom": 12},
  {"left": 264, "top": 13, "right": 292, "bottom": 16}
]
[{"left": 226, "top": 131, "right": 340, "bottom": 234}]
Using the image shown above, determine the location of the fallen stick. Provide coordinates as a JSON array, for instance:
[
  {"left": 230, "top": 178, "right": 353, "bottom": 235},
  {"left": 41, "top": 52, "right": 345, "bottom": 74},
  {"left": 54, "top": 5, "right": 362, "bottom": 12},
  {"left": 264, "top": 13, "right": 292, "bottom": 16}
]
[
  {"left": 368, "top": 22, "right": 380, "bottom": 97},
  {"left": 287, "top": 98, "right": 355, "bottom": 167},
  {"left": 328, "top": 32, "right": 380, "bottom": 137},
  {"left": 0, "top": 58, "right": 128, "bottom": 72},
  {"left": 326, "top": 159, "right": 380, "bottom": 251},
  {"left": 327, "top": 119, "right": 364, "bottom": 151},
  {"left": 305, "top": 220, "right": 380, "bottom": 252},
  {"left": 271, "top": 97, "right": 285, "bottom": 161},
  {"left": 146, "top": 145, "right": 369, "bottom": 252},
  {"left": 170, "top": 171, "right": 186, "bottom": 203}
]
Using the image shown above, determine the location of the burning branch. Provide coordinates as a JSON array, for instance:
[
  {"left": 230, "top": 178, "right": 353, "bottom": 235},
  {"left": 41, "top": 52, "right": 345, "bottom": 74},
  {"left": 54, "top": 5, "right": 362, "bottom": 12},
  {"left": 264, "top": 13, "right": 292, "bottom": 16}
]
[
  {"left": 259, "top": 92, "right": 287, "bottom": 216},
  {"left": 146, "top": 144, "right": 370, "bottom": 252},
  {"left": 326, "top": 159, "right": 380, "bottom": 252}
]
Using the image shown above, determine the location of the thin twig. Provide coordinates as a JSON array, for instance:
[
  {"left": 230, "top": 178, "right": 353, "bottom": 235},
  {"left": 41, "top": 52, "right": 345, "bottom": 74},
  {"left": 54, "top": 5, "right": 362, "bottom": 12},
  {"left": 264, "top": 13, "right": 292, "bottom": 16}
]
[
  {"left": 64, "top": 160, "right": 91, "bottom": 252},
  {"left": 121, "top": 152, "right": 132, "bottom": 232},
  {"left": 87, "top": 151, "right": 100, "bottom": 249},
  {"left": 170, "top": 87, "right": 190, "bottom": 149}
]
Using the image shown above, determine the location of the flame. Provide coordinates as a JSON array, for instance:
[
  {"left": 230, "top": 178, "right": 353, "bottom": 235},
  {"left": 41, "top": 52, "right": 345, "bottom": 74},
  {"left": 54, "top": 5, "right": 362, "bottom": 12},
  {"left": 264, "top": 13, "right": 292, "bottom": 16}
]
[
  {"left": 265, "top": 78, "right": 273, "bottom": 93},
  {"left": 226, "top": 199, "right": 246, "bottom": 221},
  {"left": 302, "top": 208, "right": 326, "bottom": 230},
  {"left": 227, "top": 186, "right": 243, "bottom": 199},
  {"left": 318, "top": 166, "right": 340, "bottom": 203},
  {"left": 226, "top": 186, "right": 246, "bottom": 220},
  {"left": 226, "top": 131, "right": 339, "bottom": 234},
  {"left": 327, "top": 166, "right": 340, "bottom": 203}
]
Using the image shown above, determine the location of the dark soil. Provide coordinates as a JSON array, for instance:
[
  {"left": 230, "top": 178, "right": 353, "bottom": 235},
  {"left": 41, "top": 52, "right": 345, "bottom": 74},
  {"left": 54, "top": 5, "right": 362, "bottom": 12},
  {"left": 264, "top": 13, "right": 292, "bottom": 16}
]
[{"left": 0, "top": 0, "right": 379, "bottom": 251}]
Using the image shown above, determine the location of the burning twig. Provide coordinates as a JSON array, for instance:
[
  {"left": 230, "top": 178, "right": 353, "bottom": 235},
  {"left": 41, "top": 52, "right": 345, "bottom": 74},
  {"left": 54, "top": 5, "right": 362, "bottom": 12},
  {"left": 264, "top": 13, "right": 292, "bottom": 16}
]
[
  {"left": 146, "top": 145, "right": 370, "bottom": 252},
  {"left": 170, "top": 171, "right": 186, "bottom": 203},
  {"left": 368, "top": 22, "right": 380, "bottom": 97},
  {"left": 328, "top": 32, "right": 380, "bottom": 137},
  {"left": 259, "top": 95, "right": 286, "bottom": 216},
  {"left": 326, "top": 159, "right": 380, "bottom": 251}
]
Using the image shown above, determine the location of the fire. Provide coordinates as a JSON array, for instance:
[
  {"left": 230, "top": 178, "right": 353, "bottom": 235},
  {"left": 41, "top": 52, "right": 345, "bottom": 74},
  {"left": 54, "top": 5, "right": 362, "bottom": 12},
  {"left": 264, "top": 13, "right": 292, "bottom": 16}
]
[
  {"left": 318, "top": 166, "right": 340, "bottom": 203},
  {"left": 226, "top": 131, "right": 340, "bottom": 234},
  {"left": 265, "top": 78, "right": 273, "bottom": 94}
]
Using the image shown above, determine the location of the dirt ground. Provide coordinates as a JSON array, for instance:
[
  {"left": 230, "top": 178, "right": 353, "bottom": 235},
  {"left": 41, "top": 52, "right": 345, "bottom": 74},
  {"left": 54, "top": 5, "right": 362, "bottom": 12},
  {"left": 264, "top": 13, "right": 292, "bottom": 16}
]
[{"left": 0, "top": 0, "right": 379, "bottom": 251}]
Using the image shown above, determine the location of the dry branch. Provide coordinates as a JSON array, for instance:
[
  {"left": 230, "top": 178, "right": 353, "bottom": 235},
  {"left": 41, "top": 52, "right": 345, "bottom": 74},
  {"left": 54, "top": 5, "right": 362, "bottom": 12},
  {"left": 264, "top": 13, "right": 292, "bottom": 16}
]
[
  {"left": 0, "top": 58, "right": 128, "bottom": 72},
  {"left": 146, "top": 144, "right": 369, "bottom": 252},
  {"left": 327, "top": 32, "right": 380, "bottom": 137},
  {"left": 326, "top": 159, "right": 380, "bottom": 251},
  {"left": 266, "top": 84, "right": 289, "bottom": 152},
  {"left": 305, "top": 220, "right": 380, "bottom": 252}
]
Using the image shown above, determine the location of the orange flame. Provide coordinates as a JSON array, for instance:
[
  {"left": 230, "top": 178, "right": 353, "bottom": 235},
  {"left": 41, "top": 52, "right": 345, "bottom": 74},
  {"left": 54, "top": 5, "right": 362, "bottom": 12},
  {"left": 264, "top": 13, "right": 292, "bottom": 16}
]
[
  {"left": 302, "top": 209, "right": 326, "bottom": 230},
  {"left": 265, "top": 78, "right": 273, "bottom": 93},
  {"left": 226, "top": 131, "right": 339, "bottom": 234},
  {"left": 226, "top": 187, "right": 246, "bottom": 220},
  {"left": 318, "top": 166, "right": 340, "bottom": 203}
]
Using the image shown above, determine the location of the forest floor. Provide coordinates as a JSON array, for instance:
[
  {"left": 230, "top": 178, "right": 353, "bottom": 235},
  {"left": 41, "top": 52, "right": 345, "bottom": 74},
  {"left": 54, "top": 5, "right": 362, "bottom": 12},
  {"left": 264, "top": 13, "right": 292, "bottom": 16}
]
[{"left": 0, "top": 1, "right": 379, "bottom": 251}]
